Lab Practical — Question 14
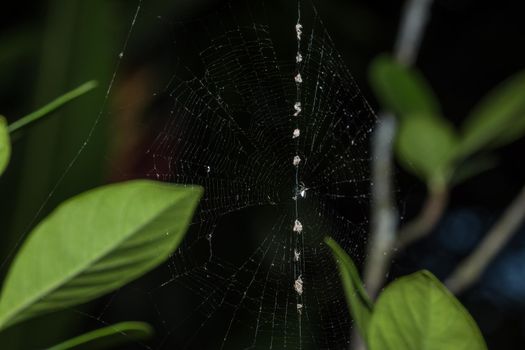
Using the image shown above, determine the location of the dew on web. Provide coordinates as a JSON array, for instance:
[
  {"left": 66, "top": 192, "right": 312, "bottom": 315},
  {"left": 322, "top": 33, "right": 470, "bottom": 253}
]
[{"left": 86, "top": 0, "right": 377, "bottom": 348}]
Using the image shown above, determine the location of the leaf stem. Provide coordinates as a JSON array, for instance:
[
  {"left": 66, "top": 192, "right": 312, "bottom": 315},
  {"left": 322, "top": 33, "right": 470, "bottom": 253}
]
[{"left": 7, "top": 80, "right": 98, "bottom": 134}]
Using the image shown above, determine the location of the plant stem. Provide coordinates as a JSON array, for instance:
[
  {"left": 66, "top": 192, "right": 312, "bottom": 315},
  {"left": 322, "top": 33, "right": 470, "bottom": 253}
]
[
  {"left": 396, "top": 186, "right": 448, "bottom": 251},
  {"left": 445, "top": 184, "right": 525, "bottom": 294}
]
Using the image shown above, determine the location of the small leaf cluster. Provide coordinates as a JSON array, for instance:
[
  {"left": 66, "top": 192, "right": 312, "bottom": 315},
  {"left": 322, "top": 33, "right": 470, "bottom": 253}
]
[
  {"left": 370, "top": 55, "right": 525, "bottom": 191},
  {"left": 326, "top": 237, "right": 488, "bottom": 350}
]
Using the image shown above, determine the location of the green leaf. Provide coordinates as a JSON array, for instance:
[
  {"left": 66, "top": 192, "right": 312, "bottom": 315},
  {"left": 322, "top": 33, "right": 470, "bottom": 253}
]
[
  {"left": 324, "top": 237, "right": 373, "bottom": 339},
  {"left": 0, "top": 116, "right": 10, "bottom": 176},
  {"left": 368, "top": 270, "right": 487, "bottom": 350},
  {"left": 7, "top": 80, "right": 98, "bottom": 134},
  {"left": 369, "top": 55, "right": 441, "bottom": 119},
  {"left": 0, "top": 180, "right": 203, "bottom": 331},
  {"left": 48, "top": 321, "right": 153, "bottom": 350},
  {"left": 459, "top": 70, "right": 525, "bottom": 157},
  {"left": 396, "top": 114, "right": 458, "bottom": 186}
]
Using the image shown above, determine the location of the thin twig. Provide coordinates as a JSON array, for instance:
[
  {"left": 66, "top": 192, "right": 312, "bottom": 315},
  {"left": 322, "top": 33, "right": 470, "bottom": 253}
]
[{"left": 445, "top": 184, "right": 525, "bottom": 294}]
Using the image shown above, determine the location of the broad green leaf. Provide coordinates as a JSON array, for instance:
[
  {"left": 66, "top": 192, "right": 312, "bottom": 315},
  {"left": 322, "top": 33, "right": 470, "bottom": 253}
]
[
  {"left": 48, "top": 321, "right": 153, "bottom": 350},
  {"left": 7, "top": 80, "right": 98, "bottom": 134},
  {"left": 0, "top": 116, "right": 10, "bottom": 175},
  {"left": 459, "top": 70, "right": 525, "bottom": 157},
  {"left": 369, "top": 55, "right": 440, "bottom": 119},
  {"left": 368, "top": 270, "right": 487, "bottom": 350},
  {"left": 325, "top": 237, "right": 373, "bottom": 339},
  {"left": 0, "top": 180, "right": 203, "bottom": 330},
  {"left": 396, "top": 114, "right": 458, "bottom": 186}
]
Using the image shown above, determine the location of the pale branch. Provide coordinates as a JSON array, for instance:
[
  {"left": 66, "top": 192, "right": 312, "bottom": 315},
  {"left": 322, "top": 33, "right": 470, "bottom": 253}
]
[{"left": 445, "top": 184, "right": 525, "bottom": 294}]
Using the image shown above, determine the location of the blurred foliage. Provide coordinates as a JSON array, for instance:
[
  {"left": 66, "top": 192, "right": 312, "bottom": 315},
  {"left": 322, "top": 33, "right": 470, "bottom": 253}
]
[
  {"left": 370, "top": 55, "right": 525, "bottom": 191},
  {"left": 8, "top": 0, "right": 119, "bottom": 251},
  {"left": 396, "top": 114, "right": 458, "bottom": 190},
  {"left": 326, "top": 237, "right": 488, "bottom": 350},
  {"left": 458, "top": 71, "right": 525, "bottom": 156},
  {"left": 369, "top": 55, "right": 441, "bottom": 119}
]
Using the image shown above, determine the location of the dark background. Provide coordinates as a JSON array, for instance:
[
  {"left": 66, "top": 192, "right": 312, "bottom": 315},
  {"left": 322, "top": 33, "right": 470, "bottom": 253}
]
[{"left": 0, "top": 0, "right": 524, "bottom": 348}]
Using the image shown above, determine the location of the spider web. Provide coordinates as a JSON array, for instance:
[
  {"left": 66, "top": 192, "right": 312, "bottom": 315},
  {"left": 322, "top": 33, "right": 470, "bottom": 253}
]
[{"left": 85, "top": 0, "right": 376, "bottom": 348}]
